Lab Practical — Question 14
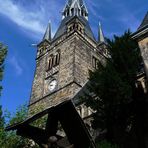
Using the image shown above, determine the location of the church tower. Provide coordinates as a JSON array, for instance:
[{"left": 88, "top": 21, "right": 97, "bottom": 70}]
[{"left": 29, "top": 0, "right": 107, "bottom": 118}]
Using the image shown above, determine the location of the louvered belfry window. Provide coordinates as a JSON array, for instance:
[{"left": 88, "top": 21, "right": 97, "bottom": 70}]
[{"left": 46, "top": 52, "right": 60, "bottom": 72}]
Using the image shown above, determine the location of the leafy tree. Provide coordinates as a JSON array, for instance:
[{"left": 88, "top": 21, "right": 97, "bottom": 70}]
[
  {"left": 0, "top": 42, "right": 7, "bottom": 147},
  {"left": 96, "top": 140, "right": 118, "bottom": 148},
  {"left": 83, "top": 31, "right": 147, "bottom": 147},
  {"left": 0, "top": 106, "right": 6, "bottom": 147},
  {"left": 0, "top": 104, "right": 27, "bottom": 148},
  {"left": 9, "top": 104, "right": 28, "bottom": 125},
  {"left": 0, "top": 43, "right": 7, "bottom": 93},
  {"left": 0, "top": 42, "right": 38, "bottom": 147},
  {"left": 0, "top": 104, "right": 39, "bottom": 148}
]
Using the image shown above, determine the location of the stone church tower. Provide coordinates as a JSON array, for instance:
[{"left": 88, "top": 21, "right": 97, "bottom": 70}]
[{"left": 29, "top": 0, "right": 107, "bottom": 120}]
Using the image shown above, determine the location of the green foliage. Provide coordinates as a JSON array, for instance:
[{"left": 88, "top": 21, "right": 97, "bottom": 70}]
[
  {"left": 0, "top": 42, "right": 7, "bottom": 138},
  {"left": 0, "top": 104, "right": 40, "bottom": 148},
  {"left": 83, "top": 31, "right": 146, "bottom": 146},
  {"left": 0, "top": 43, "right": 7, "bottom": 94},
  {"left": 0, "top": 106, "right": 4, "bottom": 128},
  {"left": 0, "top": 104, "right": 28, "bottom": 148},
  {"left": 31, "top": 114, "right": 48, "bottom": 129},
  {"left": 8, "top": 104, "right": 28, "bottom": 125},
  {"left": 30, "top": 104, "right": 48, "bottom": 129},
  {"left": 0, "top": 42, "right": 7, "bottom": 147},
  {"left": 1, "top": 131, "right": 29, "bottom": 148},
  {"left": 97, "top": 140, "right": 118, "bottom": 148},
  {"left": 85, "top": 30, "right": 140, "bottom": 128},
  {"left": 0, "top": 106, "right": 5, "bottom": 147},
  {"left": 0, "top": 43, "right": 40, "bottom": 147},
  {"left": 0, "top": 103, "right": 49, "bottom": 147}
]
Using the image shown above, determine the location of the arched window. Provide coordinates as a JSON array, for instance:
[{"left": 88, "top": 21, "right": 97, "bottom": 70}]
[
  {"left": 46, "top": 52, "right": 60, "bottom": 71},
  {"left": 55, "top": 52, "right": 60, "bottom": 66},
  {"left": 92, "top": 56, "right": 99, "bottom": 69},
  {"left": 46, "top": 55, "right": 53, "bottom": 71},
  {"left": 78, "top": 9, "right": 80, "bottom": 16},
  {"left": 67, "top": 9, "right": 69, "bottom": 16},
  {"left": 53, "top": 52, "right": 60, "bottom": 67},
  {"left": 47, "top": 58, "right": 51, "bottom": 71},
  {"left": 71, "top": 8, "right": 74, "bottom": 16}
]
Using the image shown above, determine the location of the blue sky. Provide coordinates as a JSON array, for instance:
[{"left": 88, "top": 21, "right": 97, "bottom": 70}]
[{"left": 0, "top": 0, "right": 147, "bottom": 114}]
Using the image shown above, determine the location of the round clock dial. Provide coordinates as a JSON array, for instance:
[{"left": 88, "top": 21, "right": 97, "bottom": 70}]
[{"left": 48, "top": 79, "right": 57, "bottom": 91}]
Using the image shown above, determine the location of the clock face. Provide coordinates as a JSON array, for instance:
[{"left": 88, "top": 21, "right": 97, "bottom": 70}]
[{"left": 48, "top": 79, "right": 57, "bottom": 92}]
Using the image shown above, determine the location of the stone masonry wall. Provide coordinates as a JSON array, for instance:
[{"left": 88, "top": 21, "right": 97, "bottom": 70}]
[
  {"left": 74, "top": 36, "right": 92, "bottom": 86},
  {"left": 138, "top": 37, "right": 148, "bottom": 78},
  {"left": 29, "top": 56, "right": 46, "bottom": 104},
  {"left": 29, "top": 82, "right": 81, "bottom": 115},
  {"left": 29, "top": 32, "right": 104, "bottom": 116},
  {"left": 58, "top": 37, "right": 76, "bottom": 88}
]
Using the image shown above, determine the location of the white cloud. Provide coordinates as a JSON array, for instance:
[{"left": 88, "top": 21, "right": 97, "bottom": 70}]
[
  {"left": 0, "top": 0, "right": 46, "bottom": 35},
  {"left": 0, "top": 0, "right": 141, "bottom": 40},
  {"left": 9, "top": 56, "right": 23, "bottom": 76},
  {"left": 0, "top": 0, "right": 63, "bottom": 39}
]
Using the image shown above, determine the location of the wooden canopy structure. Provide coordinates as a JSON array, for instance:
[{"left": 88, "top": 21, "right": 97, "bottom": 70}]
[{"left": 6, "top": 100, "right": 96, "bottom": 148}]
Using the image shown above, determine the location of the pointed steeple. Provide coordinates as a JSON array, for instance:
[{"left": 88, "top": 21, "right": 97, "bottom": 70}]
[
  {"left": 53, "top": 0, "right": 95, "bottom": 41},
  {"left": 43, "top": 22, "right": 51, "bottom": 41},
  {"left": 138, "top": 11, "right": 148, "bottom": 30},
  {"left": 98, "top": 22, "right": 105, "bottom": 43},
  {"left": 62, "top": 0, "right": 88, "bottom": 20}
]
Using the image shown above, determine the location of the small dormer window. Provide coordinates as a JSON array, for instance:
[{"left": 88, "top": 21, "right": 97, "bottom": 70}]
[{"left": 67, "top": 20, "right": 84, "bottom": 34}]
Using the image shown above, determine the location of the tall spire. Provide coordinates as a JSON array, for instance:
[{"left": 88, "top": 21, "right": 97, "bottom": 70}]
[
  {"left": 62, "top": 0, "right": 88, "bottom": 20},
  {"left": 43, "top": 22, "right": 51, "bottom": 41},
  {"left": 98, "top": 22, "right": 105, "bottom": 43}
]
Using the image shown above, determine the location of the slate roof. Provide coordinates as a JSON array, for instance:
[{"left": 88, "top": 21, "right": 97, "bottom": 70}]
[
  {"left": 138, "top": 11, "right": 148, "bottom": 30},
  {"left": 53, "top": 16, "right": 96, "bottom": 41},
  {"left": 52, "top": 0, "right": 95, "bottom": 41},
  {"left": 132, "top": 11, "right": 148, "bottom": 39}
]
